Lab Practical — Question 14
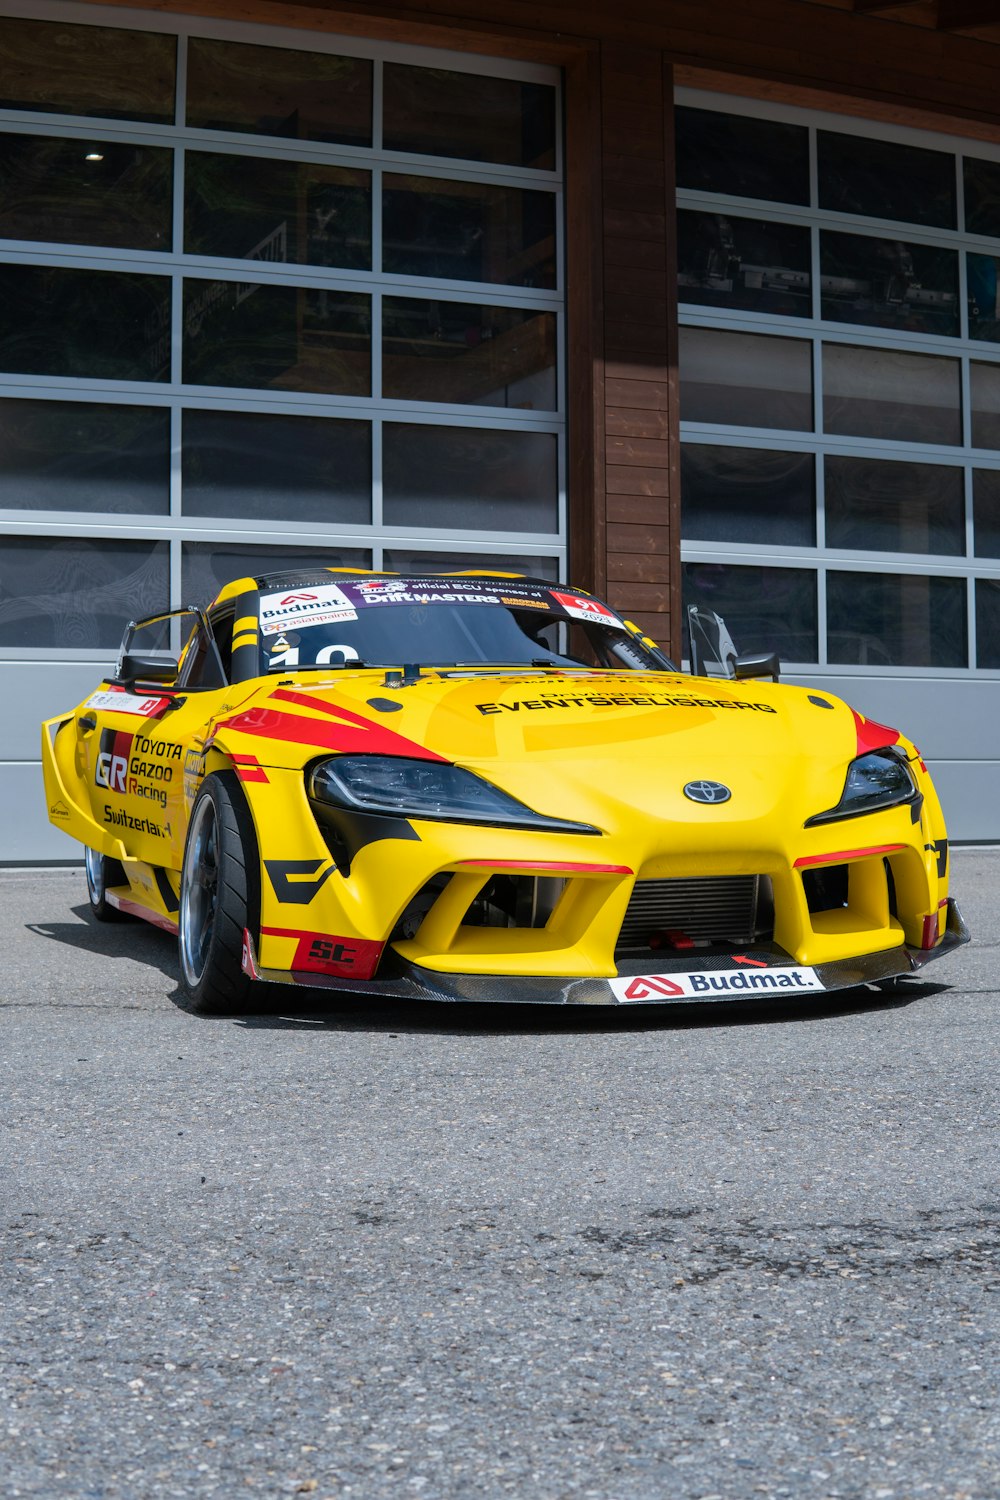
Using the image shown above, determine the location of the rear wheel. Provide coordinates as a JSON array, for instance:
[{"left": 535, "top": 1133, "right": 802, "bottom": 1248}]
[
  {"left": 179, "top": 772, "right": 259, "bottom": 1014},
  {"left": 84, "top": 846, "right": 128, "bottom": 922}
]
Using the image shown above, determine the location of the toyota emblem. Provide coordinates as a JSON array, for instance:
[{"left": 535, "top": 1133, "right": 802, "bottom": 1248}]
[{"left": 683, "top": 780, "right": 732, "bottom": 804}]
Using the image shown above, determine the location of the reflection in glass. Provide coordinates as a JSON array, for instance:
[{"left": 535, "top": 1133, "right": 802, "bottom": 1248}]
[
  {"left": 384, "top": 64, "right": 556, "bottom": 169},
  {"left": 677, "top": 211, "right": 811, "bottom": 318},
  {"left": 185, "top": 152, "right": 370, "bottom": 270},
  {"left": 383, "top": 298, "right": 556, "bottom": 409},
  {"left": 818, "top": 131, "right": 956, "bottom": 229},
  {"left": 682, "top": 561, "right": 817, "bottom": 663},
  {"left": 827, "top": 571, "right": 966, "bottom": 667},
  {"left": 970, "top": 362, "right": 1000, "bottom": 449},
  {"left": 681, "top": 444, "right": 815, "bottom": 546},
  {"left": 969, "top": 253, "right": 1000, "bottom": 343},
  {"left": 0, "top": 399, "right": 168, "bottom": 514},
  {"left": 383, "top": 425, "right": 558, "bottom": 532},
  {"left": 187, "top": 39, "right": 372, "bottom": 146},
  {"left": 383, "top": 548, "right": 559, "bottom": 579},
  {"left": 0, "top": 265, "right": 170, "bottom": 382},
  {"left": 964, "top": 155, "right": 1000, "bottom": 238},
  {"left": 975, "top": 579, "right": 1000, "bottom": 668},
  {"left": 674, "top": 107, "right": 809, "bottom": 205},
  {"left": 823, "top": 344, "right": 961, "bottom": 445},
  {"left": 0, "top": 16, "right": 175, "bottom": 123},
  {"left": 182, "top": 542, "right": 373, "bottom": 609},
  {"left": 383, "top": 175, "right": 556, "bottom": 288},
  {"left": 0, "top": 537, "right": 168, "bottom": 649},
  {"left": 182, "top": 410, "right": 370, "bottom": 524},
  {"left": 0, "top": 133, "right": 172, "bottom": 251},
  {"left": 973, "top": 469, "right": 1000, "bottom": 556},
  {"left": 679, "top": 327, "right": 813, "bottom": 431},
  {"left": 825, "top": 456, "right": 964, "bottom": 555},
  {"left": 820, "top": 231, "right": 958, "bottom": 338},
  {"left": 183, "top": 280, "right": 370, "bottom": 395}
]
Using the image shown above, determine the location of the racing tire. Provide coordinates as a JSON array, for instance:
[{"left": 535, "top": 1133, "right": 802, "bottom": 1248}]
[
  {"left": 84, "top": 847, "right": 128, "bottom": 923},
  {"left": 179, "top": 771, "right": 260, "bottom": 1015}
]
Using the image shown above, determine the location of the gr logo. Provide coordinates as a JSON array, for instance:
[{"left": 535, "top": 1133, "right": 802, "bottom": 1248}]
[{"left": 95, "top": 729, "right": 134, "bottom": 795}]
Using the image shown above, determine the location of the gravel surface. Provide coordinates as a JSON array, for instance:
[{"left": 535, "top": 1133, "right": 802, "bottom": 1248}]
[{"left": 2, "top": 851, "right": 998, "bottom": 1499}]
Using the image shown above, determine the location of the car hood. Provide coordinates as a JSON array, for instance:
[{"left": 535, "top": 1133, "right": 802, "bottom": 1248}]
[{"left": 211, "top": 668, "right": 899, "bottom": 839}]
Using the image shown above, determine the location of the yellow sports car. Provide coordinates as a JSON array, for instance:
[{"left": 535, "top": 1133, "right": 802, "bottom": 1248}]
[{"left": 42, "top": 568, "right": 968, "bottom": 1012}]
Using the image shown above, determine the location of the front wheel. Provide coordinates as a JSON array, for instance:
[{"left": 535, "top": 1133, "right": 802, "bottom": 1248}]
[
  {"left": 84, "top": 846, "right": 128, "bottom": 922},
  {"left": 179, "top": 772, "right": 259, "bottom": 1014}
]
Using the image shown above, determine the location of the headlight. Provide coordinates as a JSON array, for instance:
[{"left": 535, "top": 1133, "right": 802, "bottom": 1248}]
[
  {"left": 309, "top": 755, "right": 600, "bottom": 835},
  {"left": 805, "top": 750, "right": 919, "bottom": 827}
]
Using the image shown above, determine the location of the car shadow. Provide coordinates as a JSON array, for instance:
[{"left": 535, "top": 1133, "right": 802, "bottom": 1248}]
[
  {"left": 25, "top": 904, "right": 181, "bottom": 983},
  {"left": 26, "top": 906, "right": 952, "bottom": 1033}
]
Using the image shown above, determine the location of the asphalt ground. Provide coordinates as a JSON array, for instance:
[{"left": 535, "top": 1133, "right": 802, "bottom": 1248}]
[{"left": 1, "top": 850, "right": 998, "bottom": 1500}]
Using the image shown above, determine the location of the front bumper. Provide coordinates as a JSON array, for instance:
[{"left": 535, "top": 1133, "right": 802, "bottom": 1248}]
[{"left": 246, "top": 896, "right": 970, "bottom": 1006}]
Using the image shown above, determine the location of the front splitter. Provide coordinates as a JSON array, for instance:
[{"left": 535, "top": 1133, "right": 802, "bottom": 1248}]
[{"left": 245, "top": 898, "right": 970, "bottom": 1006}]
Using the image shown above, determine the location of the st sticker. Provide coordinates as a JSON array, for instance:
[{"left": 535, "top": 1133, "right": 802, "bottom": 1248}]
[
  {"left": 259, "top": 584, "right": 358, "bottom": 635},
  {"left": 609, "top": 966, "right": 825, "bottom": 1002}
]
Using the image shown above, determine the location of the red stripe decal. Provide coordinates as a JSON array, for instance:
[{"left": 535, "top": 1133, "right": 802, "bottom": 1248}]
[
  {"left": 852, "top": 709, "right": 901, "bottom": 756},
  {"left": 795, "top": 843, "right": 906, "bottom": 869},
  {"left": 106, "top": 892, "right": 179, "bottom": 933},
  {"left": 218, "top": 692, "right": 445, "bottom": 762},
  {"left": 457, "top": 859, "right": 633, "bottom": 875}
]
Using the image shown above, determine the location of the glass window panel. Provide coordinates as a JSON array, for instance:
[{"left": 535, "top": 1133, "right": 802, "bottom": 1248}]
[
  {"left": 0, "top": 133, "right": 172, "bottom": 252},
  {"left": 827, "top": 571, "right": 966, "bottom": 667},
  {"left": 681, "top": 445, "right": 815, "bottom": 545},
  {"left": 968, "top": 253, "right": 1000, "bottom": 344},
  {"left": 182, "top": 280, "right": 370, "bottom": 395},
  {"left": 682, "top": 561, "right": 817, "bottom": 664},
  {"left": 183, "top": 541, "right": 372, "bottom": 610},
  {"left": 674, "top": 107, "right": 809, "bottom": 205},
  {"left": 0, "top": 16, "right": 175, "bottom": 124},
  {"left": 383, "top": 64, "right": 555, "bottom": 170},
  {"left": 971, "top": 361, "right": 1000, "bottom": 450},
  {"left": 820, "top": 231, "right": 959, "bottom": 338},
  {"left": 0, "top": 536, "right": 168, "bottom": 649},
  {"left": 186, "top": 39, "right": 372, "bottom": 147},
  {"left": 383, "top": 424, "right": 558, "bottom": 532},
  {"left": 0, "top": 399, "right": 168, "bottom": 515},
  {"left": 823, "top": 344, "right": 961, "bottom": 445},
  {"left": 382, "top": 298, "right": 557, "bottom": 409},
  {"left": 973, "top": 468, "right": 1000, "bottom": 556},
  {"left": 975, "top": 579, "right": 1000, "bottom": 668},
  {"left": 963, "top": 155, "right": 1000, "bottom": 238},
  {"left": 383, "top": 175, "right": 556, "bottom": 289},
  {"left": 825, "top": 456, "right": 964, "bottom": 556},
  {"left": 0, "top": 265, "right": 170, "bottom": 382},
  {"left": 679, "top": 327, "right": 813, "bottom": 431},
  {"left": 184, "top": 152, "right": 370, "bottom": 271},
  {"left": 817, "top": 131, "right": 956, "bottom": 230},
  {"left": 383, "top": 548, "right": 559, "bottom": 579},
  {"left": 182, "top": 410, "right": 370, "bottom": 524},
  {"left": 677, "top": 211, "right": 811, "bottom": 318}
]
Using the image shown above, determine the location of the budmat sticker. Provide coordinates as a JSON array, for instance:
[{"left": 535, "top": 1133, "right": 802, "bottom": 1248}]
[
  {"left": 610, "top": 966, "right": 825, "bottom": 1002},
  {"left": 259, "top": 584, "right": 358, "bottom": 635}
]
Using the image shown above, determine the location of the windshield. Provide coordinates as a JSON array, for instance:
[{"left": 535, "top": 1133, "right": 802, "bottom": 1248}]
[{"left": 253, "top": 574, "right": 672, "bottom": 674}]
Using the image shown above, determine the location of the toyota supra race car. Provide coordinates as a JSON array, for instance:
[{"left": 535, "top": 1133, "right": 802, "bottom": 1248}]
[{"left": 42, "top": 569, "right": 969, "bottom": 1012}]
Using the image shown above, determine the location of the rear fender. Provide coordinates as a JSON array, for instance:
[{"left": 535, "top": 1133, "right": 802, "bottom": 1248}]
[{"left": 41, "top": 715, "right": 127, "bottom": 859}]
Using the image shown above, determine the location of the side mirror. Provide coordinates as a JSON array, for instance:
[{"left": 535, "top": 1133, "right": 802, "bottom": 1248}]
[
  {"left": 734, "top": 650, "right": 781, "bottom": 682},
  {"left": 118, "top": 653, "right": 179, "bottom": 684}
]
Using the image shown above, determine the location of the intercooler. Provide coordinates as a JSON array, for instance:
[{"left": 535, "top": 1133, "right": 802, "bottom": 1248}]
[{"left": 615, "top": 874, "right": 768, "bottom": 953}]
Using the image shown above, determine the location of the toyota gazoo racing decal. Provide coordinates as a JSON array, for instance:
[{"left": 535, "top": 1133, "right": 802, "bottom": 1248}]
[
  {"left": 95, "top": 728, "right": 180, "bottom": 811},
  {"left": 259, "top": 584, "right": 358, "bottom": 636},
  {"left": 609, "top": 965, "right": 825, "bottom": 1002}
]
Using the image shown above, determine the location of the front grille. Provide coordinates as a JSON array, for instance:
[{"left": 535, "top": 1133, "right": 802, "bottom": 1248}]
[{"left": 616, "top": 875, "right": 765, "bottom": 953}]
